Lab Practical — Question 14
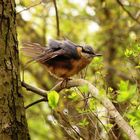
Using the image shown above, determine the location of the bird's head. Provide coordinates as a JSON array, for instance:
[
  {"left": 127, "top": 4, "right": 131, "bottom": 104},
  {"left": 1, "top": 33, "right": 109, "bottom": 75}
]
[{"left": 80, "top": 45, "right": 102, "bottom": 61}]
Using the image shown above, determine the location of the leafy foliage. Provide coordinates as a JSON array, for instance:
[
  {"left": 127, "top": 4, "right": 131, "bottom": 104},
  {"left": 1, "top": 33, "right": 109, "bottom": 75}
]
[
  {"left": 125, "top": 41, "right": 140, "bottom": 58},
  {"left": 117, "top": 80, "right": 137, "bottom": 102}
]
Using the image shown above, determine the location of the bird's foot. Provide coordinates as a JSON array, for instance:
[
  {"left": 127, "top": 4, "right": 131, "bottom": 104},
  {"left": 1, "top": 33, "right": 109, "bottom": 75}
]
[{"left": 60, "top": 78, "right": 71, "bottom": 88}]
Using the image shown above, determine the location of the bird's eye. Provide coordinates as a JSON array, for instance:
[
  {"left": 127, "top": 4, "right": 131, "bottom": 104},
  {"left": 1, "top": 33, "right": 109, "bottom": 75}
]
[
  {"left": 82, "top": 49, "right": 90, "bottom": 54},
  {"left": 82, "top": 47, "right": 94, "bottom": 54}
]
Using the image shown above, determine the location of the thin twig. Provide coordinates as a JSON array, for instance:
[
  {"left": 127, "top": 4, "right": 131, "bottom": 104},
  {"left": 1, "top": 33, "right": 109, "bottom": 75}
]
[
  {"left": 52, "top": 0, "right": 60, "bottom": 37},
  {"left": 25, "top": 97, "right": 47, "bottom": 109},
  {"left": 116, "top": 0, "right": 140, "bottom": 24},
  {"left": 77, "top": 88, "right": 113, "bottom": 140},
  {"left": 57, "top": 111, "right": 86, "bottom": 140},
  {"left": 16, "top": 1, "right": 42, "bottom": 14}
]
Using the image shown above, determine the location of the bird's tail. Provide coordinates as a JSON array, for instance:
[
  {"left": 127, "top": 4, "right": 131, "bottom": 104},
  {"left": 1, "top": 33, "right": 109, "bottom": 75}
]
[
  {"left": 21, "top": 42, "right": 45, "bottom": 58},
  {"left": 21, "top": 42, "right": 47, "bottom": 81}
]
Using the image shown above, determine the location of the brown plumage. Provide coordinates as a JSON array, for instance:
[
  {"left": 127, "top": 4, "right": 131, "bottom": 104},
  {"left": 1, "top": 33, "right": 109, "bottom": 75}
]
[{"left": 21, "top": 39, "right": 101, "bottom": 79}]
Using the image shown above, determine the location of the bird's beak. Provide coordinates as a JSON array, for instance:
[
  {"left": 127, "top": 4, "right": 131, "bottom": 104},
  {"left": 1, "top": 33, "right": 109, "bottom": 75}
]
[{"left": 92, "top": 54, "right": 102, "bottom": 57}]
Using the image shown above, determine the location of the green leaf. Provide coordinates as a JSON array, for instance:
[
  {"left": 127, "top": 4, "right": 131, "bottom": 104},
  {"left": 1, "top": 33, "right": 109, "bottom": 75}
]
[
  {"left": 48, "top": 91, "right": 59, "bottom": 109},
  {"left": 118, "top": 80, "right": 129, "bottom": 91},
  {"left": 108, "top": 87, "right": 113, "bottom": 92},
  {"left": 89, "top": 98, "right": 95, "bottom": 110},
  {"left": 117, "top": 81, "right": 137, "bottom": 102},
  {"left": 68, "top": 91, "right": 78, "bottom": 100},
  {"left": 78, "top": 118, "right": 89, "bottom": 126},
  {"left": 125, "top": 41, "right": 140, "bottom": 57},
  {"left": 105, "top": 123, "right": 113, "bottom": 131},
  {"left": 127, "top": 110, "right": 140, "bottom": 127},
  {"left": 117, "top": 91, "right": 129, "bottom": 102},
  {"left": 125, "top": 49, "right": 133, "bottom": 57}
]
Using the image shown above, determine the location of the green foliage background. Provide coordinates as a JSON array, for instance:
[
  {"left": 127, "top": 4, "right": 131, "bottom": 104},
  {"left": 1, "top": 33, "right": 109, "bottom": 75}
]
[{"left": 16, "top": 0, "right": 140, "bottom": 139}]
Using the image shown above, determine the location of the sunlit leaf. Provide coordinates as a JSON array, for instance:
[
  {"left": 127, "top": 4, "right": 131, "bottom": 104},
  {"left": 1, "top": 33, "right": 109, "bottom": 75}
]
[
  {"left": 48, "top": 90, "right": 59, "bottom": 109},
  {"left": 127, "top": 110, "right": 140, "bottom": 127},
  {"left": 117, "top": 81, "right": 137, "bottom": 102},
  {"left": 89, "top": 98, "right": 95, "bottom": 110},
  {"left": 125, "top": 49, "right": 133, "bottom": 57},
  {"left": 68, "top": 91, "right": 78, "bottom": 100}
]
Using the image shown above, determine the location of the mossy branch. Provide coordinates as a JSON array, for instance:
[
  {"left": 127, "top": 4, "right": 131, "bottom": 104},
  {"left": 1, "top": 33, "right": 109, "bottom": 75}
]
[{"left": 22, "top": 79, "right": 139, "bottom": 140}]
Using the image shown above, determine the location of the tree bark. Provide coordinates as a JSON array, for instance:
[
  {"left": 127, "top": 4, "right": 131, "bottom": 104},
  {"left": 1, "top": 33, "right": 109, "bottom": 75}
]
[{"left": 0, "top": 0, "right": 30, "bottom": 140}]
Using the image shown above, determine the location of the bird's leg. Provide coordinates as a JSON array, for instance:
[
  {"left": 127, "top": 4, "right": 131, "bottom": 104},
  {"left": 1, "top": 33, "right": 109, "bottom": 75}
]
[{"left": 60, "top": 78, "right": 71, "bottom": 88}]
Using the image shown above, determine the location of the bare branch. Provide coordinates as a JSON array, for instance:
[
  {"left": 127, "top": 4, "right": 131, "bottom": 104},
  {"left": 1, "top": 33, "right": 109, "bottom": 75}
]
[
  {"left": 25, "top": 98, "right": 47, "bottom": 109},
  {"left": 22, "top": 79, "right": 139, "bottom": 140},
  {"left": 22, "top": 81, "right": 47, "bottom": 97},
  {"left": 52, "top": 0, "right": 60, "bottom": 37},
  {"left": 116, "top": 0, "right": 140, "bottom": 24},
  {"left": 16, "top": 1, "right": 42, "bottom": 14}
]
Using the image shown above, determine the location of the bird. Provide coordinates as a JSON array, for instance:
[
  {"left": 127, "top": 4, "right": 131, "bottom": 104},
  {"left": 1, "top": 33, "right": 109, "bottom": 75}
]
[{"left": 21, "top": 39, "right": 101, "bottom": 79}]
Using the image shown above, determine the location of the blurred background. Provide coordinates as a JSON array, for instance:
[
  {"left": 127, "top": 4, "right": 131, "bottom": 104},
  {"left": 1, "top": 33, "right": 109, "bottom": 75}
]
[{"left": 16, "top": 0, "right": 140, "bottom": 139}]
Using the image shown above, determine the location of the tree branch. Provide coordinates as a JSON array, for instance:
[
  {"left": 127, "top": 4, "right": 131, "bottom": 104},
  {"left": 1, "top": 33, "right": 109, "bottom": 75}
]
[
  {"left": 22, "top": 81, "right": 47, "bottom": 97},
  {"left": 22, "top": 79, "right": 139, "bottom": 140},
  {"left": 25, "top": 98, "right": 47, "bottom": 109},
  {"left": 116, "top": 0, "right": 140, "bottom": 24},
  {"left": 52, "top": 0, "right": 60, "bottom": 37},
  {"left": 16, "top": 1, "right": 42, "bottom": 14}
]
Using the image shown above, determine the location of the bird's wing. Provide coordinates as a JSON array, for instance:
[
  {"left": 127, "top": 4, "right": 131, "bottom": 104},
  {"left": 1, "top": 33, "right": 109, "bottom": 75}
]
[
  {"left": 48, "top": 39, "right": 62, "bottom": 50},
  {"left": 21, "top": 42, "right": 46, "bottom": 58},
  {"left": 38, "top": 39, "right": 80, "bottom": 63},
  {"left": 48, "top": 39, "right": 80, "bottom": 59},
  {"left": 21, "top": 42, "right": 66, "bottom": 64},
  {"left": 37, "top": 49, "right": 65, "bottom": 63},
  {"left": 21, "top": 39, "right": 81, "bottom": 65}
]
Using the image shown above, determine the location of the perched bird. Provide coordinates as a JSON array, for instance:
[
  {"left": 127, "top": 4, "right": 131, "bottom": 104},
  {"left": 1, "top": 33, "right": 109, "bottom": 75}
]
[{"left": 21, "top": 39, "right": 101, "bottom": 79}]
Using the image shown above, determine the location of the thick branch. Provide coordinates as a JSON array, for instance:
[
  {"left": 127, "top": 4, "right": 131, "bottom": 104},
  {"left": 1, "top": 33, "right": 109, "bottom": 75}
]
[
  {"left": 22, "top": 81, "right": 47, "bottom": 97},
  {"left": 22, "top": 79, "right": 139, "bottom": 140}
]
